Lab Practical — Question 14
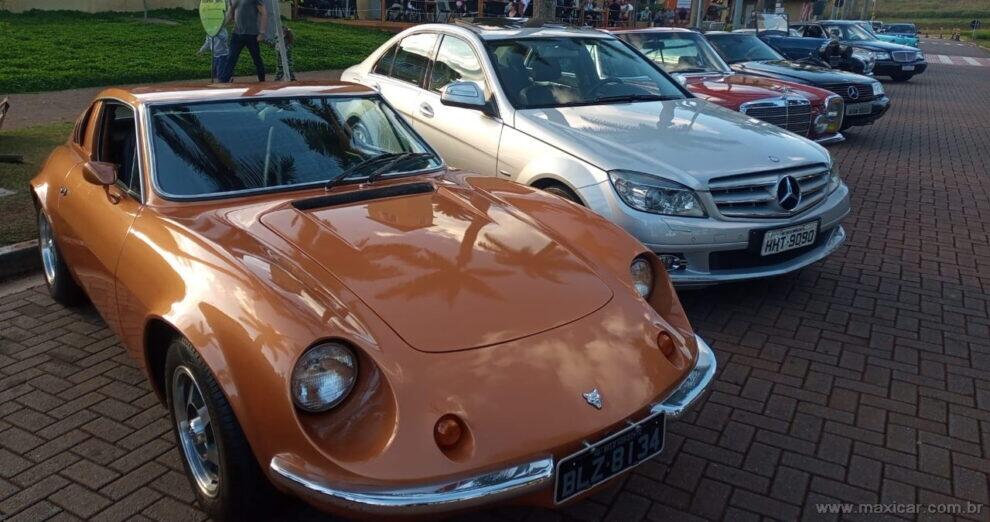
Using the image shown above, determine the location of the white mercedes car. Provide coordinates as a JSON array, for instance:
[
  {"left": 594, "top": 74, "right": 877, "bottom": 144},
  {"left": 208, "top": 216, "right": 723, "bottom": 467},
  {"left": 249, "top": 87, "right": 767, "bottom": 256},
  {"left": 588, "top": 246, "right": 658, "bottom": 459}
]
[{"left": 342, "top": 19, "right": 850, "bottom": 286}]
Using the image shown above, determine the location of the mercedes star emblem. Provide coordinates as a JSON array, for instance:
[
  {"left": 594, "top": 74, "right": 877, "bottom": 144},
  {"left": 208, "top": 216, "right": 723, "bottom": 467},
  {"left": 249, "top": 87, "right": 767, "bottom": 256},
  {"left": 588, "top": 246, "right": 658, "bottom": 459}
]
[
  {"left": 776, "top": 175, "right": 802, "bottom": 211},
  {"left": 847, "top": 86, "right": 860, "bottom": 100},
  {"left": 769, "top": 155, "right": 780, "bottom": 163},
  {"left": 583, "top": 388, "right": 603, "bottom": 409}
]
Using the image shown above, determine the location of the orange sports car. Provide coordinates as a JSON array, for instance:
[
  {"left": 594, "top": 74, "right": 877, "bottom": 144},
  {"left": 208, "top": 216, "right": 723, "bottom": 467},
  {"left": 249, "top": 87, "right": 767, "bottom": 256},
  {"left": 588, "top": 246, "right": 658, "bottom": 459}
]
[{"left": 30, "top": 82, "right": 715, "bottom": 520}]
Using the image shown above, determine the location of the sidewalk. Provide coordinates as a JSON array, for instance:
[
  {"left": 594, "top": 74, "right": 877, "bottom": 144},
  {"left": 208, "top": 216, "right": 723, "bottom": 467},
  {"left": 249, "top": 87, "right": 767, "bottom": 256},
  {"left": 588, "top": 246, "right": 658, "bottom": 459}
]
[{"left": 2, "top": 69, "right": 343, "bottom": 132}]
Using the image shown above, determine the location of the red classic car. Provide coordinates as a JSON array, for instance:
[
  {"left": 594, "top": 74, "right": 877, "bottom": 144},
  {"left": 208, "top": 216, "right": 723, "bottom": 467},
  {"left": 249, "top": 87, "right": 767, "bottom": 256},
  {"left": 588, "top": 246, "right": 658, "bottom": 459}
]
[{"left": 615, "top": 28, "right": 845, "bottom": 144}]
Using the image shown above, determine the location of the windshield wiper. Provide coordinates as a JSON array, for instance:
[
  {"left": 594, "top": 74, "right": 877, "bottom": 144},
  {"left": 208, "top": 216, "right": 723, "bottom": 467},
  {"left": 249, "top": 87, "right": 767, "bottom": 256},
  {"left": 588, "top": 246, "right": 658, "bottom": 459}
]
[
  {"left": 674, "top": 68, "right": 710, "bottom": 73},
  {"left": 325, "top": 152, "right": 408, "bottom": 191},
  {"left": 364, "top": 152, "right": 435, "bottom": 184},
  {"left": 593, "top": 93, "right": 677, "bottom": 103}
]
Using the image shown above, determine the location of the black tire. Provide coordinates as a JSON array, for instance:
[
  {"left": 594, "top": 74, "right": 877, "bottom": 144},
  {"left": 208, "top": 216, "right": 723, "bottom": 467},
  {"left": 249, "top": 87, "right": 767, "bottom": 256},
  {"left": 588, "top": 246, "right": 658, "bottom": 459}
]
[
  {"left": 540, "top": 183, "right": 583, "bottom": 205},
  {"left": 890, "top": 72, "right": 914, "bottom": 82},
  {"left": 37, "top": 209, "right": 85, "bottom": 306},
  {"left": 165, "top": 337, "right": 273, "bottom": 521}
]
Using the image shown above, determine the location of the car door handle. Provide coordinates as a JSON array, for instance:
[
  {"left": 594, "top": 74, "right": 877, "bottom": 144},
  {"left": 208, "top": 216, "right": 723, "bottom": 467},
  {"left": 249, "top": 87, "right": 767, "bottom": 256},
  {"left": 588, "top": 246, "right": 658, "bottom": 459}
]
[{"left": 419, "top": 103, "right": 434, "bottom": 118}]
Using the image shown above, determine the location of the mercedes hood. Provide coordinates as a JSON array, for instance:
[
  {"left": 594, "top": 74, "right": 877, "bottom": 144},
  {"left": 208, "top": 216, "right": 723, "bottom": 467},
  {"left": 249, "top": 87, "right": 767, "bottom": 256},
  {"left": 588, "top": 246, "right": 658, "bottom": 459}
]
[{"left": 513, "top": 99, "right": 830, "bottom": 190}]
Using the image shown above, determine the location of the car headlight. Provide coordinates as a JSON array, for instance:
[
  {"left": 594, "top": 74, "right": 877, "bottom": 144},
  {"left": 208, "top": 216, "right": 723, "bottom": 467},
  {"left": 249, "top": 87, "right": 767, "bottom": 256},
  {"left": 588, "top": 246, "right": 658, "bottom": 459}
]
[
  {"left": 824, "top": 95, "right": 844, "bottom": 134},
  {"left": 630, "top": 257, "right": 654, "bottom": 298},
  {"left": 851, "top": 48, "right": 875, "bottom": 63},
  {"left": 874, "top": 51, "right": 891, "bottom": 60},
  {"left": 916, "top": 50, "right": 925, "bottom": 60},
  {"left": 870, "top": 81, "right": 884, "bottom": 96},
  {"left": 608, "top": 170, "right": 706, "bottom": 217},
  {"left": 827, "top": 163, "right": 841, "bottom": 193},
  {"left": 292, "top": 342, "right": 358, "bottom": 412}
]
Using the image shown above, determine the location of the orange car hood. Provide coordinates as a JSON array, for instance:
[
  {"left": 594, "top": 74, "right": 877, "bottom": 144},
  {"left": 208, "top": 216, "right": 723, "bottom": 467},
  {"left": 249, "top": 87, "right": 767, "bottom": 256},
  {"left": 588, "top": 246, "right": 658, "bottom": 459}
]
[{"left": 259, "top": 180, "right": 613, "bottom": 352}]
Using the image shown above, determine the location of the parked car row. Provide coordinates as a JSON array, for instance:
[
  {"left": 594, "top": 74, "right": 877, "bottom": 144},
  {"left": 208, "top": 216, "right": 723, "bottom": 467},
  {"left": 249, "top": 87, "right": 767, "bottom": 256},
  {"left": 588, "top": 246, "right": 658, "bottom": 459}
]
[{"left": 32, "top": 15, "right": 906, "bottom": 521}]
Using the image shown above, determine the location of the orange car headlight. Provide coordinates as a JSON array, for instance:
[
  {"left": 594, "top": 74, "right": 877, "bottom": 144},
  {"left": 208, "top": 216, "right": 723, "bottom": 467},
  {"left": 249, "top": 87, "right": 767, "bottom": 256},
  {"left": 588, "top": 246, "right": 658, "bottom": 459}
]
[
  {"left": 292, "top": 342, "right": 358, "bottom": 413},
  {"left": 630, "top": 257, "right": 655, "bottom": 298}
]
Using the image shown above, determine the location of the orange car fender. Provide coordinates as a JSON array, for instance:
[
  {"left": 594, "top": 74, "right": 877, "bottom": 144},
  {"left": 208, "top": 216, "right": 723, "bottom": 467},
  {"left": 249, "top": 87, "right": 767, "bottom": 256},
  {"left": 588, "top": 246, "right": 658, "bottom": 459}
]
[{"left": 114, "top": 212, "right": 334, "bottom": 463}]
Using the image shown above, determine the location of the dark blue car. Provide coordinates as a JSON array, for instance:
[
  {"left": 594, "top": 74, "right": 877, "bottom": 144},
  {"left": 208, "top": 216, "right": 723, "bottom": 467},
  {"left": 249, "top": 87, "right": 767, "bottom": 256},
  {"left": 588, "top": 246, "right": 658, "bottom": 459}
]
[
  {"left": 734, "top": 28, "right": 876, "bottom": 75},
  {"left": 790, "top": 20, "right": 927, "bottom": 81}
]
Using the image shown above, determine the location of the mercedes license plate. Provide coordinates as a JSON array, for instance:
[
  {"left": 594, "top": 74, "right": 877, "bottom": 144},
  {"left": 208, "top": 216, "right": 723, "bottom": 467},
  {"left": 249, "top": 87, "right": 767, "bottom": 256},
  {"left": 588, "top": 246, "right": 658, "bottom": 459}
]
[
  {"left": 846, "top": 102, "right": 872, "bottom": 116},
  {"left": 761, "top": 221, "right": 818, "bottom": 256}
]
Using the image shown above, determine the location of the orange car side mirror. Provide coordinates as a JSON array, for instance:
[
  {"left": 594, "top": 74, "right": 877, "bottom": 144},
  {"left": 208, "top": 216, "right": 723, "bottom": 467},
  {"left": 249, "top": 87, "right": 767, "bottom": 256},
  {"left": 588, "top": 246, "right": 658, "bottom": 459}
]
[{"left": 83, "top": 161, "right": 118, "bottom": 186}]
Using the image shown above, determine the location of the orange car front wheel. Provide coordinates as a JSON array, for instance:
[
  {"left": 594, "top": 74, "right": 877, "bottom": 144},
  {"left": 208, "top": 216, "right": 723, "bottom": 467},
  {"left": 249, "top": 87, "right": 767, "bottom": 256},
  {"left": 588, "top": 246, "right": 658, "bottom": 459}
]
[{"left": 165, "top": 336, "right": 275, "bottom": 521}]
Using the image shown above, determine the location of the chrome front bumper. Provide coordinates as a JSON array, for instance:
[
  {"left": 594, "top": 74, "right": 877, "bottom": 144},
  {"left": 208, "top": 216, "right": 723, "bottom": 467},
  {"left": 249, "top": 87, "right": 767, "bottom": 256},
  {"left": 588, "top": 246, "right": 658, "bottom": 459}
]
[
  {"left": 269, "top": 336, "right": 717, "bottom": 516},
  {"left": 814, "top": 132, "right": 845, "bottom": 145}
]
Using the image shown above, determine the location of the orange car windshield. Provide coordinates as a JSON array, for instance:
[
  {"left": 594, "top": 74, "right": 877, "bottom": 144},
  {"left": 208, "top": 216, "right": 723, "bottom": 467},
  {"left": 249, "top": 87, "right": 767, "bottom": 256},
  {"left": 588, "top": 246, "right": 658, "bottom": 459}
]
[{"left": 148, "top": 95, "right": 441, "bottom": 199}]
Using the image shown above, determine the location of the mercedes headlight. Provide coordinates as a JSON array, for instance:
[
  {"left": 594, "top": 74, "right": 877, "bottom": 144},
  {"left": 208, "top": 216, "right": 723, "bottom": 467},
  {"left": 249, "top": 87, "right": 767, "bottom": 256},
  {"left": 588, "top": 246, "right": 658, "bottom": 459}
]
[
  {"left": 851, "top": 47, "right": 875, "bottom": 63},
  {"left": 630, "top": 257, "right": 655, "bottom": 298},
  {"left": 916, "top": 50, "right": 925, "bottom": 60},
  {"left": 608, "top": 170, "right": 706, "bottom": 217},
  {"left": 870, "top": 81, "right": 884, "bottom": 96},
  {"left": 824, "top": 95, "right": 844, "bottom": 134},
  {"left": 827, "top": 163, "right": 842, "bottom": 193},
  {"left": 292, "top": 343, "right": 358, "bottom": 412},
  {"left": 874, "top": 51, "right": 891, "bottom": 60}
]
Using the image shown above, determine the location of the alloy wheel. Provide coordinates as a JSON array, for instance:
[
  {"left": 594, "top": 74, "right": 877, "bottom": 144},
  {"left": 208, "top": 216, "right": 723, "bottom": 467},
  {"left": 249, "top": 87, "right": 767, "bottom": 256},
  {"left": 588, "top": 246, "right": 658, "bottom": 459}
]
[
  {"left": 37, "top": 212, "right": 57, "bottom": 286},
  {"left": 172, "top": 366, "right": 221, "bottom": 498}
]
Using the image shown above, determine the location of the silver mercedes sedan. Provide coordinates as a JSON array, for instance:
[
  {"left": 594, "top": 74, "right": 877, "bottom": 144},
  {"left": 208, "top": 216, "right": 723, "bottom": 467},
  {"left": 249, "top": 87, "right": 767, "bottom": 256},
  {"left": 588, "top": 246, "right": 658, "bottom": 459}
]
[{"left": 342, "top": 19, "right": 850, "bottom": 286}]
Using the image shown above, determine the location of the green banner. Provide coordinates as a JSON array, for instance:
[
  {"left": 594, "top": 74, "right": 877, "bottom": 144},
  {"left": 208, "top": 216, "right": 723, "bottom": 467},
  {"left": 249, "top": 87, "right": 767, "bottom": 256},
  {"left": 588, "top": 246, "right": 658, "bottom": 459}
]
[{"left": 200, "top": 0, "right": 227, "bottom": 37}]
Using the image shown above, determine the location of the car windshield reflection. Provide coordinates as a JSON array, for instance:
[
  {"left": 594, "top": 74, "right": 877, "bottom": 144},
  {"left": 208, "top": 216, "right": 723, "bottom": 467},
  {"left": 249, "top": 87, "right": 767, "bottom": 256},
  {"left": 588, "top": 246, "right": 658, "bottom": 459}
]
[
  {"left": 620, "top": 32, "right": 732, "bottom": 75},
  {"left": 149, "top": 96, "right": 441, "bottom": 198},
  {"left": 484, "top": 37, "right": 686, "bottom": 110}
]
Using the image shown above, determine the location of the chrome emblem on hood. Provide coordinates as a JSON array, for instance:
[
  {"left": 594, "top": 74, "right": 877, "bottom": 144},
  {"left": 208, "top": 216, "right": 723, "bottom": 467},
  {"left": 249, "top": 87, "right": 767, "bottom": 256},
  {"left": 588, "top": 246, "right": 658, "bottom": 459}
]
[
  {"left": 769, "top": 155, "right": 780, "bottom": 163},
  {"left": 583, "top": 389, "right": 603, "bottom": 409},
  {"left": 776, "top": 175, "right": 802, "bottom": 211},
  {"left": 847, "top": 86, "right": 860, "bottom": 100}
]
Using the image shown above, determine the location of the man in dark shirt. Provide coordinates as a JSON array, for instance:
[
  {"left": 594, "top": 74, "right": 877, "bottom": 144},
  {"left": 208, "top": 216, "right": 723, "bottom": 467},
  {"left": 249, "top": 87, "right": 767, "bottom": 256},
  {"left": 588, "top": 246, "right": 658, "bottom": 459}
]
[{"left": 221, "top": 0, "right": 268, "bottom": 82}]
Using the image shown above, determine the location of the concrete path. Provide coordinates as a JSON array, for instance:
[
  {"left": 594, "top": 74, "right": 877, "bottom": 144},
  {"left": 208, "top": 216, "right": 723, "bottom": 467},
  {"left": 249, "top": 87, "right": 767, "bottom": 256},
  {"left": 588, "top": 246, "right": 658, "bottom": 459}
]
[{"left": 1, "top": 70, "right": 343, "bottom": 132}]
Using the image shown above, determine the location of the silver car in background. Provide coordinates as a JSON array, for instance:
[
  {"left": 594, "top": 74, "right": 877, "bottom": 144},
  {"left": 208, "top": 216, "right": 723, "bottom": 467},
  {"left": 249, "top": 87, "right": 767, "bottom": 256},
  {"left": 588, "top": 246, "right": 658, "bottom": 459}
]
[{"left": 343, "top": 19, "right": 850, "bottom": 286}]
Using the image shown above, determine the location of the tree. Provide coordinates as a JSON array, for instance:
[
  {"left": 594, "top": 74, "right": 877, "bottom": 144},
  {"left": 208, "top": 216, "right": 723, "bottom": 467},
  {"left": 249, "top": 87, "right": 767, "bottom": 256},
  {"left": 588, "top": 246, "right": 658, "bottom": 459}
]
[{"left": 533, "top": 0, "right": 556, "bottom": 21}]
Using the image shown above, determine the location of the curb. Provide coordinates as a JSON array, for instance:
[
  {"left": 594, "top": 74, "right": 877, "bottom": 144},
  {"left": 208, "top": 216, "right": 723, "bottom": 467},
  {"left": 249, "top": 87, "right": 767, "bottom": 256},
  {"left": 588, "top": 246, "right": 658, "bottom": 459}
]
[{"left": 0, "top": 240, "right": 40, "bottom": 281}]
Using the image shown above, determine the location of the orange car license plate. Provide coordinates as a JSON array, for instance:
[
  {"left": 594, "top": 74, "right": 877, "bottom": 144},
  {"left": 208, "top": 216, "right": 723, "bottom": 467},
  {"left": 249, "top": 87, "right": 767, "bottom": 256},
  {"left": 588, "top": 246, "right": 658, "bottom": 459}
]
[{"left": 554, "top": 413, "right": 665, "bottom": 503}]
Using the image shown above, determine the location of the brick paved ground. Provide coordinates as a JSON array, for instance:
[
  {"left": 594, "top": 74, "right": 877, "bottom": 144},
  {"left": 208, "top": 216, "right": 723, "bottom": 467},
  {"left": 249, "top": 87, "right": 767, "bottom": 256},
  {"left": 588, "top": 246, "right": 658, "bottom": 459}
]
[{"left": 2, "top": 45, "right": 989, "bottom": 521}]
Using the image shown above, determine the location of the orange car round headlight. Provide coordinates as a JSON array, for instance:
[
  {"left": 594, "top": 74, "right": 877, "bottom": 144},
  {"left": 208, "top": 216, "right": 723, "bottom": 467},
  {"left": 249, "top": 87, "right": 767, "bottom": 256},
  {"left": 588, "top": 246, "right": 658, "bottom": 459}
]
[
  {"left": 291, "top": 343, "right": 358, "bottom": 413},
  {"left": 630, "top": 257, "right": 654, "bottom": 298}
]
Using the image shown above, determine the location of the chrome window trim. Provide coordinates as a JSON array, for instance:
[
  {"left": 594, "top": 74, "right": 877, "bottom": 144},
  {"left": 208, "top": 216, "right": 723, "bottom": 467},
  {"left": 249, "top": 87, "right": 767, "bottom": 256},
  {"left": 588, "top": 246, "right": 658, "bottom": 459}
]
[{"left": 141, "top": 93, "right": 446, "bottom": 202}]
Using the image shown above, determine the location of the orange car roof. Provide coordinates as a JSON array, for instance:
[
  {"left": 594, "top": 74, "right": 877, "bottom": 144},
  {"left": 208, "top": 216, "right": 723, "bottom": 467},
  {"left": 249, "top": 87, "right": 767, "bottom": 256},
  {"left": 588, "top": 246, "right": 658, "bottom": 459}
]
[{"left": 99, "top": 81, "right": 377, "bottom": 106}]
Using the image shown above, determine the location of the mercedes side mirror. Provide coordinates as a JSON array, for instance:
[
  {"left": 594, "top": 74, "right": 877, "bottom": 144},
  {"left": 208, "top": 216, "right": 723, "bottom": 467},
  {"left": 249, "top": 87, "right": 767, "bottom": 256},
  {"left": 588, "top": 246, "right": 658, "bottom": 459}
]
[
  {"left": 440, "top": 81, "right": 495, "bottom": 116},
  {"left": 82, "top": 161, "right": 118, "bottom": 186}
]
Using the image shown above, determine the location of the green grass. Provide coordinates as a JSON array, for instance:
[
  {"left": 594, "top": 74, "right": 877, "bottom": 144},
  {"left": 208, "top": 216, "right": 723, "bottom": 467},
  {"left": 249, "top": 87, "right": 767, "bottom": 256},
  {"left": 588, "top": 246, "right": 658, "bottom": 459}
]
[
  {"left": 0, "top": 9, "right": 392, "bottom": 94},
  {"left": 0, "top": 123, "right": 73, "bottom": 245},
  {"left": 875, "top": 0, "right": 990, "bottom": 32}
]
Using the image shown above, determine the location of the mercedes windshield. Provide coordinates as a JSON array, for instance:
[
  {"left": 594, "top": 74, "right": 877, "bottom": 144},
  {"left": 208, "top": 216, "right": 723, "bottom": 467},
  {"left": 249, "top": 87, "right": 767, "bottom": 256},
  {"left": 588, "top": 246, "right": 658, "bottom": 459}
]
[{"left": 485, "top": 37, "right": 687, "bottom": 110}]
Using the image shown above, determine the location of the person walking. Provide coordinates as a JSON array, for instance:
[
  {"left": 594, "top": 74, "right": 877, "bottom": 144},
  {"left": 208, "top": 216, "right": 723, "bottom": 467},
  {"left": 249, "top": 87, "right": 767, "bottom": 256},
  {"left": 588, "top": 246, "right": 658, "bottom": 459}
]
[
  {"left": 222, "top": 0, "right": 268, "bottom": 83},
  {"left": 198, "top": 27, "right": 230, "bottom": 82},
  {"left": 266, "top": 26, "right": 297, "bottom": 81}
]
